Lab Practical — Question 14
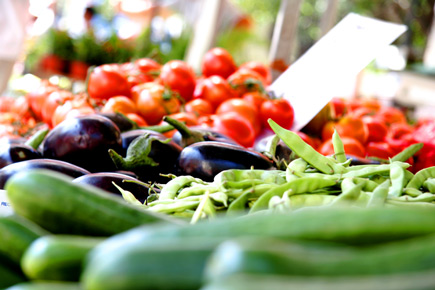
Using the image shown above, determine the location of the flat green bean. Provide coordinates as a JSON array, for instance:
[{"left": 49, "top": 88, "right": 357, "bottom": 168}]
[
  {"left": 406, "top": 166, "right": 435, "bottom": 190},
  {"left": 177, "top": 184, "right": 220, "bottom": 199},
  {"left": 342, "top": 162, "right": 409, "bottom": 178},
  {"left": 332, "top": 129, "right": 347, "bottom": 163},
  {"left": 289, "top": 194, "right": 336, "bottom": 208},
  {"left": 269, "top": 119, "right": 345, "bottom": 174},
  {"left": 366, "top": 180, "right": 390, "bottom": 207},
  {"left": 329, "top": 178, "right": 363, "bottom": 206},
  {"left": 388, "top": 162, "right": 407, "bottom": 197},
  {"left": 249, "top": 177, "right": 338, "bottom": 213},
  {"left": 390, "top": 143, "right": 423, "bottom": 162},
  {"left": 423, "top": 178, "right": 435, "bottom": 193},
  {"left": 159, "top": 175, "right": 207, "bottom": 200},
  {"left": 227, "top": 184, "right": 278, "bottom": 214},
  {"left": 393, "top": 192, "right": 435, "bottom": 203}
]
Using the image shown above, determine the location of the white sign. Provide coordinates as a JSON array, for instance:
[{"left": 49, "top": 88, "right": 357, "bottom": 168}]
[
  {"left": 269, "top": 13, "right": 407, "bottom": 131},
  {"left": 0, "top": 190, "right": 13, "bottom": 216}
]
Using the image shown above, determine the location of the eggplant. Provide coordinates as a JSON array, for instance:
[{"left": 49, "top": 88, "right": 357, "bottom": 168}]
[
  {"left": 0, "top": 143, "right": 42, "bottom": 169},
  {"left": 177, "top": 141, "right": 275, "bottom": 181},
  {"left": 99, "top": 112, "right": 137, "bottom": 132},
  {"left": 41, "top": 115, "right": 123, "bottom": 173},
  {"left": 254, "top": 134, "right": 293, "bottom": 170},
  {"left": 120, "top": 129, "right": 168, "bottom": 156},
  {"left": 109, "top": 133, "right": 182, "bottom": 183},
  {"left": 0, "top": 158, "right": 90, "bottom": 189},
  {"left": 72, "top": 172, "right": 151, "bottom": 203}
]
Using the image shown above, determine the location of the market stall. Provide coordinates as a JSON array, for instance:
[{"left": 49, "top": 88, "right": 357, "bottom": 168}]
[{"left": 2, "top": 1, "right": 435, "bottom": 289}]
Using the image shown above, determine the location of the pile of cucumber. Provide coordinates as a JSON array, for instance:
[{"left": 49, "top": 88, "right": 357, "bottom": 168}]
[{"left": 4, "top": 120, "right": 435, "bottom": 289}]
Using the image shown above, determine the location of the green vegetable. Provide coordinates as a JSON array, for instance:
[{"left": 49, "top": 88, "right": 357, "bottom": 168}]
[
  {"left": 5, "top": 281, "right": 81, "bottom": 290},
  {"left": 5, "top": 169, "right": 183, "bottom": 236},
  {"left": 21, "top": 235, "right": 104, "bottom": 281}
]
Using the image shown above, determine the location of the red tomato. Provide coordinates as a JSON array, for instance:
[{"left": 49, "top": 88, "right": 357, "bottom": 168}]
[
  {"left": 202, "top": 47, "right": 237, "bottom": 78},
  {"left": 160, "top": 60, "right": 196, "bottom": 102},
  {"left": 242, "top": 91, "right": 268, "bottom": 111},
  {"left": 362, "top": 116, "right": 388, "bottom": 143},
  {"left": 135, "top": 82, "right": 181, "bottom": 125},
  {"left": 335, "top": 115, "right": 369, "bottom": 145},
  {"left": 376, "top": 106, "right": 407, "bottom": 127},
  {"left": 227, "top": 68, "right": 266, "bottom": 98},
  {"left": 212, "top": 112, "right": 256, "bottom": 148},
  {"left": 184, "top": 98, "right": 214, "bottom": 117},
  {"left": 100, "top": 95, "right": 137, "bottom": 115},
  {"left": 193, "top": 76, "right": 236, "bottom": 110},
  {"left": 162, "top": 111, "right": 199, "bottom": 138},
  {"left": 366, "top": 142, "right": 394, "bottom": 160},
  {"left": 216, "top": 98, "right": 262, "bottom": 136},
  {"left": 125, "top": 112, "right": 148, "bottom": 127},
  {"left": 329, "top": 97, "right": 347, "bottom": 118},
  {"left": 41, "top": 90, "right": 74, "bottom": 128},
  {"left": 239, "top": 61, "right": 272, "bottom": 85},
  {"left": 319, "top": 137, "right": 366, "bottom": 158},
  {"left": 0, "top": 97, "right": 15, "bottom": 112},
  {"left": 389, "top": 122, "right": 414, "bottom": 140},
  {"left": 88, "top": 64, "right": 131, "bottom": 100},
  {"left": 26, "top": 80, "right": 58, "bottom": 121},
  {"left": 134, "top": 58, "right": 161, "bottom": 75},
  {"left": 260, "top": 98, "right": 294, "bottom": 130},
  {"left": 51, "top": 97, "right": 95, "bottom": 128}
]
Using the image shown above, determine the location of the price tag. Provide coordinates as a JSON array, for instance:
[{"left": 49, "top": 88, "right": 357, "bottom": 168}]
[
  {"left": 269, "top": 13, "right": 407, "bottom": 131},
  {"left": 0, "top": 190, "right": 13, "bottom": 216}
]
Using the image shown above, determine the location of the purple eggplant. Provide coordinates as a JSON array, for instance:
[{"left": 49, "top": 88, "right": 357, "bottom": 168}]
[
  {"left": 72, "top": 172, "right": 152, "bottom": 203},
  {"left": 99, "top": 112, "right": 137, "bottom": 132},
  {"left": 177, "top": 141, "right": 274, "bottom": 181},
  {"left": 0, "top": 143, "right": 42, "bottom": 169},
  {"left": 41, "top": 115, "right": 123, "bottom": 173},
  {"left": 0, "top": 158, "right": 90, "bottom": 189}
]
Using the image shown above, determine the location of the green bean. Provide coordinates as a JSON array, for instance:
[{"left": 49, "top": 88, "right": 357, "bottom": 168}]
[
  {"left": 406, "top": 166, "right": 435, "bottom": 190},
  {"left": 394, "top": 192, "right": 435, "bottom": 203},
  {"left": 177, "top": 184, "right": 220, "bottom": 199},
  {"left": 332, "top": 129, "right": 347, "bottom": 163},
  {"left": 388, "top": 162, "right": 407, "bottom": 197},
  {"left": 423, "top": 178, "right": 435, "bottom": 193},
  {"left": 269, "top": 191, "right": 292, "bottom": 212},
  {"left": 287, "top": 158, "right": 308, "bottom": 175},
  {"left": 403, "top": 187, "right": 424, "bottom": 197},
  {"left": 367, "top": 180, "right": 390, "bottom": 207},
  {"left": 352, "top": 178, "right": 379, "bottom": 192},
  {"left": 269, "top": 119, "right": 345, "bottom": 174},
  {"left": 342, "top": 162, "right": 409, "bottom": 178},
  {"left": 386, "top": 199, "right": 435, "bottom": 209},
  {"left": 289, "top": 194, "right": 336, "bottom": 208},
  {"left": 390, "top": 143, "right": 423, "bottom": 162},
  {"left": 191, "top": 191, "right": 216, "bottom": 224},
  {"left": 227, "top": 184, "right": 279, "bottom": 214},
  {"left": 147, "top": 200, "right": 200, "bottom": 214},
  {"left": 329, "top": 178, "right": 363, "bottom": 206},
  {"left": 209, "top": 192, "right": 229, "bottom": 207},
  {"left": 249, "top": 177, "right": 338, "bottom": 213},
  {"left": 159, "top": 175, "right": 207, "bottom": 200}
]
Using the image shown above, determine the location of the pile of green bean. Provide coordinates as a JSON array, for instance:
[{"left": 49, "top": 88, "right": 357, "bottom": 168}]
[{"left": 120, "top": 119, "right": 435, "bottom": 223}]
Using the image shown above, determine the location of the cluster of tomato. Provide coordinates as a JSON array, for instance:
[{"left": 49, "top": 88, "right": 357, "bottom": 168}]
[{"left": 25, "top": 47, "right": 294, "bottom": 148}]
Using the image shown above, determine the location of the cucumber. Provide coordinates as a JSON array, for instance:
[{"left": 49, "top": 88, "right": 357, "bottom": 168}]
[
  {"left": 0, "top": 214, "right": 49, "bottom": 267},
  {"left": 0, "top": 260, "right": 27, "bottom": 289},
  {"left": 5, "top": 281, "right": 81, "bottom": 290},
  {"left": 97, "top": 206, "right": 435, "bottom": 246},
  {"left": 5, "top": 169, "right": 183, "bottom": 236},
  {"left": 21, "top": 235, "right": 104, "bottom": 281},
  {"left": 81, "top": 237, "right": 224, "bottom": 290},
  {"left": 204, "top": 233, "right": 435, "bottom": 281},
  {"left": 200, "top": 271, "right": 435, "bottom": 290}
]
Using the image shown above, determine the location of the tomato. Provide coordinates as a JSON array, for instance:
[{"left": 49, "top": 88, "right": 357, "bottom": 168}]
[
  {"left": 160, "top": 60, "right": 196, "bottom": 103},
  {"left": 26, "top": 80, "right": 58, "bottom": 120},
  {"left": 329, "top": 97, "right": 347, "bottom": 118},
  {"left": 212, "top": 112, "right": 256, "bottom": 148},
  {"left": 259, "top": 98, "right": 294, "bottom": 130},
  {"left": 348, "top": 97, "right": 382, "bottom": 113},
  {"left": 239, "top": 61, "right": 272, "bottom": 85},
  {"left": 135, "top": 82, "right": 181, "bottom": 125},
  {"left": 366, "top": 142, "right": 394, "bottom": 160},
  {"left": 100, "top": 95, "right": 137, "bottom": 115},
  {"left": 162, "top": 111, "right": 199, "bottom": 138},
  {"left": 0, "top": 97, "right": 15, "bottom": 112},
  {"left": 134, "top": 58, "right": 161, "bottom": 75},
  {"left": 11, "top": 96, "right": 32, "bottom": 120},
  {"left": 202, "top": 47, "right": 237, "bottom": 78},
  {"left": 184, "top": 98, "right": 214, "bottom": 117},
  {"left": 376, "top": 106, "right": 407, "bottom": 127},
  {"left": 41, "top": 90, "right": 74, "bottom": 128},
  {"left": 51, "top": 97, "right": 95, "bottom": 128},
  {"left": 389, "top": 122, "right": 414, "bottom": 140},
  {"left": 319, "top": 137, "right": 365, "bottom": 158},
  {"left": 227, "top": 68, "right": 266, "bottom": 98},
  {"left": 242, "top": 91, "right": 268, "bottom": 111},
  {"left": 335, "top": 115, "right": 369, "bottom": 145},
  {"left": 362, "top": 116, "right": 388, "bottom": 143},
  {"left": 193, "top": 76, "right": 236, "bottom": 110},
  {"left": 216, "top": 98, "right": 262, "bottom": 136},
  {"left": 87, "top": 64, "right": 131, "bottom": 100},
  {"left": 321, "top": 120, "right": 335, "bottom": 142},
  {"left": 125, "top": 113, "right": 148, "bottom": 127},
  {"left": 296, "top": 131, "right": 318, "bottom": 150}
]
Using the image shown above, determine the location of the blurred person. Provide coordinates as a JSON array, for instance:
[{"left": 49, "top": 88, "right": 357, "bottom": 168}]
[{"left": 0, "top": 0, "right": 31, "bottom": 95}]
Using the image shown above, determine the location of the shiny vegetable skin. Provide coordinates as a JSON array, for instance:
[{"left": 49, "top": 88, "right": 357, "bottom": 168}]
[
  {"left": 171, "top": 126, "right": 239, "bottom": 147},
  {"left": 21, "top": 235, "right": 104, "bottom": 281},
  {"left": 0, "top": 215, "right": 49, "bottom": 268},
  {"left": 0, "top": 143, "right": 41, "bottom": 169},
  {"left": 72, "top": 172, "right": 150, "bottom": 203},
  {"left": 41, "top": 115, "right": 123, "bottom": 173},
  {"left": 5, "top": 169, "right": 182, "bottom": 236},
  {"left": 5, "top": 281, "right": 81, "bottom": 290},
  {"left": 0, "top": 159, "right": 90, "bottom": 189},
  {"left": 177, "top": 141, "right": 274, "bottom": 181}
]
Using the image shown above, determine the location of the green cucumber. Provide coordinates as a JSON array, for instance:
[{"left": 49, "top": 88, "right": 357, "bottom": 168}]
[
  {"left": 205, "top": 233, "right": 435, "bottom": 281},
  {"left": 21, "top": 235, "right": 104, "bottom": 281},
  {"left": 5, "top": 169, "right": 184, "bottom": 236},
  {"left": 200, "top": 271, "right": 435, "bottom": 290},
  {"left": 5, "top": 281, "right": 81, "bottom": 290},
  {"left": 0, "top": 214, "right": 49, "bottom": 267},
  {"left": 98, "top": 206, "right": 435, "bottom": 246},
  {"left": 82, "top": 237, "right": 224, "bottom": 290}
]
